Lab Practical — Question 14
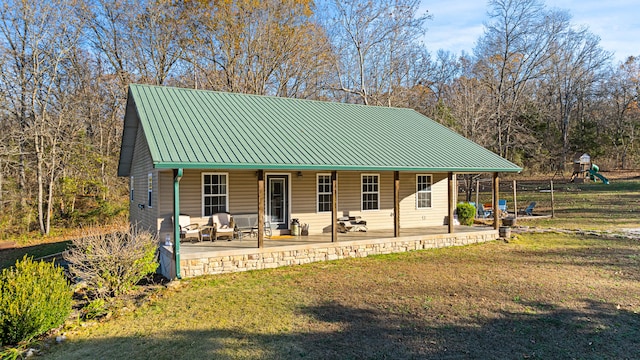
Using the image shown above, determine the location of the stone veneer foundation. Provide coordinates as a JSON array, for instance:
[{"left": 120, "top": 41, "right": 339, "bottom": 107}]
[{"left": 158, "top": 230, "right": 498, "bottom": 279}]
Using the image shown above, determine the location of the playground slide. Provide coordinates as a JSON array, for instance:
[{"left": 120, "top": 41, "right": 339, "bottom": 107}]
[{"left": 588, "top": 168, "right": 610, "bottom": 185}]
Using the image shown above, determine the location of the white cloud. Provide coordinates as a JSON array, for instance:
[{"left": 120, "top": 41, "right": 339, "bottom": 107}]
[{"left": 420, "top": 0, "right": 639, "bottom": 62}]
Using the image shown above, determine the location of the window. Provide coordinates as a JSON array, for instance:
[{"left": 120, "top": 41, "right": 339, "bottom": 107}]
[
  {"left": 203, "top": 173, "right": 228, "bottom": 216},
  {"left": 317, "top": 174, "right": 332, "bottom": 213},
  {"left": 130, "top": 176, "right": 134, "bottom": 201},
  {"left": 416, "top": 174, "right": 432, "bottom": 209},
  {"left": 361, "top": 174, "right": 379, "bottom": 211},
  {"left": 147, "top": 173, "right": 153, "bottom": 208}
]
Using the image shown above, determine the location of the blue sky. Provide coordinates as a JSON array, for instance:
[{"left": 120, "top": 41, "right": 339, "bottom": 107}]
[{"left": 419, "top": 0, "right": 639, "bottom": 63}]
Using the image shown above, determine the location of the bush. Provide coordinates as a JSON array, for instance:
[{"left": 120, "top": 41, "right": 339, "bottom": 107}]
[
  {"left": 0, "top": 256, "right": 72, "bottom": 346},
  {"left": 82, "top": 298, "right": 109, "bottom": 320},
  {"left": 63, "top": 227, "right": 158, "bottom": 298},
  {"left": 456, "top": 203, "right": 476, "bottom": 226}
]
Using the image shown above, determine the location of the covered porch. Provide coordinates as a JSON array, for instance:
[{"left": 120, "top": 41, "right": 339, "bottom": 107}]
[
  {"left": 167, "top": 170, "right": 506, "bottom": 279},
  {"left": 160, "top": 225, "right": 499, "bottom": 278}
]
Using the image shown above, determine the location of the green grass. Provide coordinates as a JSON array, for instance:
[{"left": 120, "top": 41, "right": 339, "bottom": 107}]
[
  {"left": 0, "top": 222, "right": 127, "bottom": 270},
  {"left": 40, "top": 232, "right": 640, "bottom": 359},
  {"left": 479, "top": 179, "right": 640, "bottom": 231},
  {"left": 0, "top": 241, "right": 70, "bottom": 269},
  {"left": 9, "top": 179, "right": 640, "bottom": 358}
]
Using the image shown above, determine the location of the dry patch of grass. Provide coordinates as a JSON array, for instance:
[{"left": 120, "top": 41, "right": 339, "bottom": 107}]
[
  {"left": 489, "top": 180, "right": 640, "bottom": 231},
  {"left": 0, "top": 223, "right": 127, "bottom": 269},
  {"left": 43, "top": 232, "right": 640, "bottom": 359}
]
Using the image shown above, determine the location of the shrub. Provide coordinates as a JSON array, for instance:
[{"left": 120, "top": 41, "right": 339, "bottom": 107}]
[
  {"left": 0, "top": 256, "right": 72, "bottom": 346},
  {"left": 82, "top": 298, "right": 109, "bottom": 320},
  {"left": 456, "top": 203, "right": 476, "bottom": 226},
  {"left": 63, "top": 227, "right": 158, "bottom": 298}
]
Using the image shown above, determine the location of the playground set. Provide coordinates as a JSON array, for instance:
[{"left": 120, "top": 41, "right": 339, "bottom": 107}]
[{"left": 570, "top": 153, "right": 610, "bottom": 184}]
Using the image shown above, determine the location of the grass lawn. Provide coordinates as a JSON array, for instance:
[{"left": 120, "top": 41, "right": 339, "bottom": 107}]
[
  {"left": 481, "top": 178, "right": 640, "bottom": 231},
  {"left": 13, "top": 178, "right": 640, "bottom": 358},
  {"left": 43, "top": 235, "right": 640, "bottom": 359}
]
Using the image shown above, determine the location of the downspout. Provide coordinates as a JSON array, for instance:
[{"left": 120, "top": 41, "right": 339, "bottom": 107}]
[{"left": 173, "top": 168, "right": 183, "bottom": 279}]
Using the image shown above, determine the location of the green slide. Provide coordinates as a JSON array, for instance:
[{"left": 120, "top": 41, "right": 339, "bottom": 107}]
[{"left": 588, "top": 164, "right": 610, "bottom": 184}]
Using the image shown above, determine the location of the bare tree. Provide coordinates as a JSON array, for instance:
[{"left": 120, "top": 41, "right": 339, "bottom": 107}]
[
  {"left": 474, "top": 0, "right": 568, "bottom": 160},
  {"left": 83, "top": 0, "right": 136, "bottom": 96},
  {"left": 326, "top": 0, "right": 431, "bottom": 105},
  {"left": 543, "top": 26, "right": 610, "bottom": 167},
  {"left": 0, "top": 0, "right": 85, "bottom": 234},
  {"left": 601, "top": 57, "right": 640, "bottom": 168}
]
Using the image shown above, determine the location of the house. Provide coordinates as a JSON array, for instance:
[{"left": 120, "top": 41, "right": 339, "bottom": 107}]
[{"left": 118, "top": 84, "right": 521, "bottom": 279}]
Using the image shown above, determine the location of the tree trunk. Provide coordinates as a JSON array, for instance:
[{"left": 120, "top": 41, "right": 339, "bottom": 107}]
[
  {"left": 36, "top": 134, "right": 46, "bottom": 234},
  {"left": 46, "top": 171, "right": 55, "bottom": 235}
]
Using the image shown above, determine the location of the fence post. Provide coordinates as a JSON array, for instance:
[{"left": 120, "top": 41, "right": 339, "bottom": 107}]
[{"left": 550, "top": 180, "right": 555, "bottom": 218}]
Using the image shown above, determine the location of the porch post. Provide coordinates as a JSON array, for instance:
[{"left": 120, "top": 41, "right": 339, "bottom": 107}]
[
  {"left": 394, "top": 171, "right": 400, "bottom": 237},
  {"left": 448, "top": 172, "right": 455, "bottom": 234},
  {"left": 331, "top": 170, "right": 337, "bottom": 242},
  {"left": 513, "top": 179, "right": 518, "bottom": 220},
  {"left": 173, "top": 168, "right": 183, "bottom": 279},
  {"left": 257, "top": 170, "right": 265, "bottom": 248},
  {"left": 493, "top": 172, "right": 500, "bottom": 229}
]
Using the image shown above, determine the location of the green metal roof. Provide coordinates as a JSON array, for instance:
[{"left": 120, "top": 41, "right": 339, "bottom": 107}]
[{"left": 118, "top": 84, "right": 521, "bottom": 176}]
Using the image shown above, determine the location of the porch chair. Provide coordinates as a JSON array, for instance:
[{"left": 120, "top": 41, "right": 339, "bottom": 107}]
[
  {"left": 482, "top": 203, "right": 493, "bottom": 218},
  {"left": 477, "top": 203, "right": 491, "bottom": 219},
  {"left": 172, "top": 214, "right": 201, "bottom": 242},
  {"left": 233, "top": 213, "right": 259, "bottom": 240},
  {"left": 521, "top": 201, "right": 537, "bottom": 216},
  {"left": 207, "top": 212, "right": 236, "bottom": 241},
  {"left": 263, "top": 215, "right": 273, "bottom": 237},
  {"left": 337, "top": 216, "right": 367, "bottom": 232},
  {"left": 498, "top": 199, "right": 508, "bottom": 215}
]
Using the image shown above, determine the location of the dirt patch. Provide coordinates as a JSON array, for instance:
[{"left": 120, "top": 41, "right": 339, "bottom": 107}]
[{"left": 0, "top": 241, "right": 16, "bottom": 250}]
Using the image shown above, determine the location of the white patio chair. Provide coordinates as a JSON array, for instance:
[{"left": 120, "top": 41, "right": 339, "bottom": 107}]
[
  {"left": 210, "top": 212, "right": 236, "bottom": 241},
  {"left": 172, "top": 214, "right": 201, "bottom": 242}
]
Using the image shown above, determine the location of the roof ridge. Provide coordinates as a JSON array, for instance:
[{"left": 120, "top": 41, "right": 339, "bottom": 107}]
[{"left": 128, "top": 83, "right": 417, "bottom": 112}]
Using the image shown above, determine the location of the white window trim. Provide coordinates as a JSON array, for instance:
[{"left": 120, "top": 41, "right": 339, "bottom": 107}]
[
  {"left": 416, "top": 174, "right": 433, "bottom": 209},
  {"left": 316, "top": 173, "right": 332, "bottom": 213},
  {"left": 361, "top": 173, "right": 380, "bottom": 211},
  {"left": 202, "top": 172, "right": 229, "bottom": 217},
  {"left": 130, "top": 176, "right": 134, "bottom": 201},
  {"left": 147, "top": 173, "right": 153, "bottom": 208}
]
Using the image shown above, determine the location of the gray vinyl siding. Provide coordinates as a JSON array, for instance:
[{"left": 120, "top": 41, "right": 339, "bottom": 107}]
[{"left": 129, "top": 124, "right": 159, "bottom": 236}]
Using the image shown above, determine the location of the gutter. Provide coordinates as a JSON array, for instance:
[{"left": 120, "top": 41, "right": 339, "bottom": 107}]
[{"left": 173, "top": 168, "right": 183, "bottom": 279}]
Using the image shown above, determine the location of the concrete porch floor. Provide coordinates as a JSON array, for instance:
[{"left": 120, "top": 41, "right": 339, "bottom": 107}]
[{"left": 177, "top": 225, "right": 496, "bottom": 256}]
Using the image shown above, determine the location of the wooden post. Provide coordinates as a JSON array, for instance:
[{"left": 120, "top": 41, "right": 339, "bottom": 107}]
[
  {"left": 394, "top": 171, "right": 400, "bottom": 237},
  {"left": 475, "top": 178, "right": 480, "bottom": 213},
  {"left": 257, "top": 170, "right": 264, "bottom": 248},
  {"left": 513, "top": 179, "right": 517, "bottom": 220},
  {"left": 493, "top": 172, "right": 500, "bottom": 229},
  {"left": 550, "top": 180, "right": 555, "bottom": 218},
  {"left": 448, "top": 172, "right": 454, "bottom": 234},
  {"left": 331, "top": 171, "right": 337, "bottom": 242}
]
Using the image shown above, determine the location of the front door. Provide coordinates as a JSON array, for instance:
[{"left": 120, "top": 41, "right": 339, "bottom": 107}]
[{"left": 267, "top": 174, "right": 289, "bottom": 229}]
